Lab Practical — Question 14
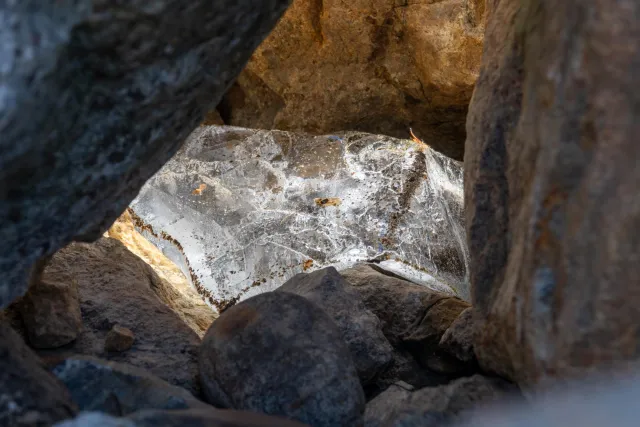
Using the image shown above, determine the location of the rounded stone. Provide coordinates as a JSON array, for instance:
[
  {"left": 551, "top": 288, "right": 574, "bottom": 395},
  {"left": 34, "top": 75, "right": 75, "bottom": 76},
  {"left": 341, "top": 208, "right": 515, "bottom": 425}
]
[{"left": 199, "top": 291, "right": 365, "bottom": 427}]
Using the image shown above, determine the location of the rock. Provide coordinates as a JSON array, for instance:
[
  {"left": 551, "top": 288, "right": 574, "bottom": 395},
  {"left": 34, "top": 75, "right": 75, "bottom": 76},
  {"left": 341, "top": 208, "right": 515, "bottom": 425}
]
[
  {"left": 52, "top": 356, "right": 208, "bottom": 416},
  {"left": 55, "top": 412, "right": 134, "bottom": 427},
  {"left": 277, "top": 267, "right": 394, "bottom": 384},
  {"left": 364, "top": 375, "right": 517, "bottom": 427},
  {"left": 0, "top": 0, "right": 291, "bottom": 310},
  {"left": 464, "top": 0, "right": 640, "bottom": 386},
  {"left": 439, "top": 308, "right": 476, "bottom": 364},
  {"left": 0, "top": 322, "right": 77, "bottom": 426},
  {"left": 16, "top": 261, "right": 82, "bottom": 349},
  {"left": 214, "top": 0, "right": 486, "bottom": 160},
  {"left": 199, "top": 291, "right": 365, "bottom": 427},
  {"left": 104, "top": 326, "right": 135, "bottom": 353},
  {"left": 107, "top": 210, "right": 217, "bottom": 338},
  {"left": 36, "top": 238, "right": 202, "bottom": 395}
]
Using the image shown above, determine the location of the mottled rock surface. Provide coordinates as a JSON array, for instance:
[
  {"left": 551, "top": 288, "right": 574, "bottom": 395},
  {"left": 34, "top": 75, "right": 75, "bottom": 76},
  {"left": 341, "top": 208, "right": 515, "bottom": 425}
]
[
  {"left": 36, "top": 238, "right": 202, "bottom": 395},
  {"left": 0, "top": 323, "right": 77, "bottom": 426},
  {"left": 465, "top": 0, "right": 640, "bottom": 386},
  {"left": 215, "top": 0, "right": 486, "bottom": 160},
  {"left": 277, "top": 267, "right": 394, "bottom": 384},
  {"left": 52, "top": 357, "right": 208, "bottom": 416},
  {"left": 199, "top": 292, "right": 365, "bottom": 427},
  {"left": 365, "top": 375, "right": 516, "bottom": 427},
  {"left": 0, "top": 0, "right": 291, "bottom": 310},
  {"left": 17, "top": 264, "right": 82, "bottom": 349}
]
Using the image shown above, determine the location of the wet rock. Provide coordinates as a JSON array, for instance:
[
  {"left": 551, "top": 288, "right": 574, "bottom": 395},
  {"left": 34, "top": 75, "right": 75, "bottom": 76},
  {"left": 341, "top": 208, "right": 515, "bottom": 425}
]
[
  {"left": 52, "top": 356, "right": 208, "bottom": 416},
  {"left": 16, "top": 263, "right": 82, "bottom": 349},
  {"left": 439, "top": 308, "right": 476, "bottom": 364},
  {"left": 277, "top": 267, "right": 394, "bottom": 384},
  {"left": 0, "top": 0, "right": 291, "bottom": 310},
  {"left": 0, "top": 323, "right": 77, "bottom": 426},
  {"left": 199, "top": 292, "right": 365, "bottom": 427},
  {"left": 215, "top": 0, "right": 486, "bottom": 160},
  {"left": 365, "top": 375, "right": 516, "bottom": 427},
  {"left": 465, "top": 0, "right": 640, "bottom": 386},
  {"left": 36, "top": 238, "right": 202, "bottom": 395},
  {"left": 104, "top": 326, "right": 135, "bottom": 353}
]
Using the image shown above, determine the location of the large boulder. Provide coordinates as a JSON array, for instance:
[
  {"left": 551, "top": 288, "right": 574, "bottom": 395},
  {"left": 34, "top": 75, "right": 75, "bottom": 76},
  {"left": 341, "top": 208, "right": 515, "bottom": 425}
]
[
  {"left": 465, "top": 0, "right": 640, "bottom": 386},
  {"left": 0, "top": 0, "right": 290, "bottom": 310},
  {"left": 0, "top": 322, "right": 77, "bottom": 426},
  {"left": 199, "top": 291, "right": 365, "bottom": 427},
  {"left": 214, "top": 0, "right": 486, "bottom": 160},
  {"left": 35, "top": 238, "right": 203, "bottom": 396},
  {"left": 277, "top": 267, "right": 394, "bottom": 385}
]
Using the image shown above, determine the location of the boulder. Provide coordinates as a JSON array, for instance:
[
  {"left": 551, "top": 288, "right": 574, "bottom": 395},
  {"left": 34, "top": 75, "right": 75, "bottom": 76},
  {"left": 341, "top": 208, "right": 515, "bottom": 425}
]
[
  {"left": 364, "top": 375, "right": 517, "bottom": 427},
  {"left": 465, "top": 0, "right": 640, "bottom": 386},
  {"left": 16, "top": 263, "right": 82, "bottom": 349},
  {"left": 52, "top": 356, "right": 208, "bottom": 416},
  {"left": 0, "top": 0, "right": 291, "bottom": 310},
  {"left": 199, "top": 291, "right": 365, "bottom": 427},
  {"left": 214, "top": 0, "right": 486, "bottom": 160},
  {"left": 35, "top": 238, "right": 202, "bottom": 396},
  {"left": 0, "top": 322, "right": 77, "bottom": 426},
  {"left": 277, "top": 267, "right": 394, "bottom": 384}
]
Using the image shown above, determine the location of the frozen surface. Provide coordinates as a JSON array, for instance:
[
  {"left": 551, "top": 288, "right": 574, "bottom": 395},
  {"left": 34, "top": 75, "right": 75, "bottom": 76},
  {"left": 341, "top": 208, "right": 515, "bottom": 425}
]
[{"left": 130, "top": 126, "right": 469, "bottom": 310}]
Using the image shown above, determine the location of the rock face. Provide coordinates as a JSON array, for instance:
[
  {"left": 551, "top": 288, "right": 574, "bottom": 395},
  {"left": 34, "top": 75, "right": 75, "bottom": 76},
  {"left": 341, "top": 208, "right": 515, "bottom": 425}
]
[
  {"left": 130, "top": 126, "right": 468, "bottom": 310},
  {"left": 199, "top": 291, "right": 365, "bottom": 427},
  {"left": 107, "top": 210, "right": 217, "bottom": 337},
  {"left": 35, "top": 238, "right": 202, "bottom": 396},
  {"left": 215, "top": 0, "right": 486, "bottom": 160},
  {"left": 465, "top": 0, "right": 640, "bottom": 386},
  {"left": 277, "top": 267, "right": 394, "bottom": 384},
  {"left": 16, "top": 264, "right": 82, "bottom": 349},
  {"left": 52, "top": 357, "right": 208, "bottom": 416},
  {"left": 0, "top": 0, "right": 291, "bottom": 310},
  {"left": 364, "top": 375, "right": 516, "bottom": 427},
  {"left": 0, "top": 322, "right": 77, "bottom": 426}
]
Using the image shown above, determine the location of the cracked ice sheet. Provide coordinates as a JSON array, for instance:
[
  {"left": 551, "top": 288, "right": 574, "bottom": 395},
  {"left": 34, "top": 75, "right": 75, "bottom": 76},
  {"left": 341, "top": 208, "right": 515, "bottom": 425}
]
[{"left": 130, "top": 126, "right": 469, "bottom": 311}]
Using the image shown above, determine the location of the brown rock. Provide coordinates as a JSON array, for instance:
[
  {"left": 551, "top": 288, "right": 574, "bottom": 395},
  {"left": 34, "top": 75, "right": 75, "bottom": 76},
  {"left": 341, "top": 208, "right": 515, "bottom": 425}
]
[
  {"left": 465, "top": 0, "right": 640, "bottom": 387},
  {"left": 16, "top": 261, "right": 82, "bottom": 349},
  {"left": 36, "top": 238, "right": 202, "bottom": 395},
  {"left": 104, "top": 326, "right": 135, "bottom": 353},
  {"left": 439, "top": 307, "right": 476, "bottom": 364},
  {"left": 0, "top": 322, "right": 77, "bottom": 426},
  {"left": 215, "top": 0, "right": 486, "bottom": 160}
]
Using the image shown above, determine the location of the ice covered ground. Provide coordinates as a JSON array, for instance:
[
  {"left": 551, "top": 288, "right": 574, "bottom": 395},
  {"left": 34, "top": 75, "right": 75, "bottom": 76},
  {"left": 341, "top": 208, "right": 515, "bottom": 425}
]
[{"left": 130, "top": 126, "right": 468, "bottom": 311}]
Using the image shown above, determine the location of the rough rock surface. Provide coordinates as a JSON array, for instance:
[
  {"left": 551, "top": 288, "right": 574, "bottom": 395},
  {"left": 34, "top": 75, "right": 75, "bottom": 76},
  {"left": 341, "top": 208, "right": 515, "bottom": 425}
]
[
  {"left": 199, "top": 292, "right": 365, "bottom": 427},
  {"left": 439, "top": 308, "right": 476, "bottom": 364},
  {"left": 104, "top": 326, "right": 135, "bottom": 353},
  {"left": 16, "top": 264, "right": 82, "bottom": 349},
  {"left": 107, "top": 210, "right": 217, "bottom": 337},
  {"left": 36, "top": 238, "right": 202, "bottom": 396},
  {"left": 52, "top": 357, "right": 208, "bottom": 416},
  {"left": 215, "top": 0, "right": 486, "bottom": 160},
  {"left": 277, "top": 267, "right": 394, "bottom": 384},
  {"left": 365, "top": 375, "right": 516, "bottom": 427},
  {"left": 465, "top": 0, "right": 640, "bottom": 386},
  {"left": 0, "top": 322, "right": 77, "bottom": 426},
  {"left": 0, "top": 0, "right": 291, "bottom": 310}
]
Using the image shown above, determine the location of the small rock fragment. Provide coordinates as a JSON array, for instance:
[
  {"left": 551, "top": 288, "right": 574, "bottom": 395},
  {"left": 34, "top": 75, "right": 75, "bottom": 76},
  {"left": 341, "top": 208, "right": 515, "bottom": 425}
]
[
  {"left": 439, "top": 308, "right": 476, "bottom": 364},
  {"left": 105, "top": 325, "right": 135, "bottom": 352}
]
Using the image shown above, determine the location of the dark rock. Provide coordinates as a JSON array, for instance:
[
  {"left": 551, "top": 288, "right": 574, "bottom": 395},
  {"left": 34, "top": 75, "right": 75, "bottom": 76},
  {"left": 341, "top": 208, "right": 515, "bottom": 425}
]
[
  {"left": 199, "top": 291, "right": 365, "bottom": 427},
  {"left": 105, "top": 326, "right": 135, "bottom": 353},
  {"left": 277, "top": 267, "right": 394, "bottom": 384},
  {"left": 17, "top": 263, "right": 82, "bottom": 349},
  {"left": 364, "top": 375, "right": 517, "bottom": 427},
  {"left": 465, "top": 0, "right": 640, "bottom": 385},
  {"left": 0, "top": 322, "right": 77, "bottom": 426},
  {"left": 439, "top": 308, "right": 476, "bottom": 364},
  {"left": 36, "top": 238, "right": 202, "bottom": 395},
  {"left": 52, "top": 356, "right": 208, "bottom": 416},
  {"left": 0, "top": 0, "right": 291, "bottom": 310}
]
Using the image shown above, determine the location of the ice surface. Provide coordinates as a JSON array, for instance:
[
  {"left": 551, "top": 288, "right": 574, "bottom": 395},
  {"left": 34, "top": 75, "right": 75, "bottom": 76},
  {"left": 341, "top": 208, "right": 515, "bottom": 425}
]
[{"left": 130, "top": 126, "right": 469, "bottom": 311}]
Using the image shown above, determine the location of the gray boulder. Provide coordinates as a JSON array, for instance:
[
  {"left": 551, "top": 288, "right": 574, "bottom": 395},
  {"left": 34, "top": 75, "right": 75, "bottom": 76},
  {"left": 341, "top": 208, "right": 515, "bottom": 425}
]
[
  {"left": 277, "top": 267, "right": 394, "bottom": 385},
  {"left": 199, "top": 291, "right": 365, "bottom": 427},
  {"left": 0, "top": 0, "right": 290, "bottom": 309}
]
